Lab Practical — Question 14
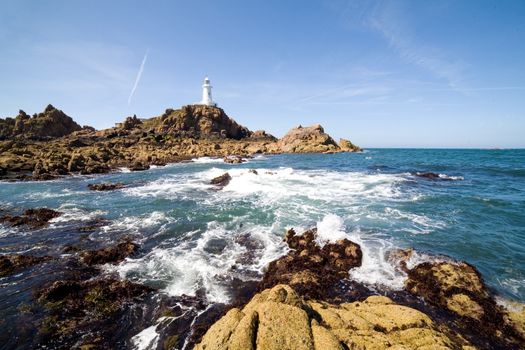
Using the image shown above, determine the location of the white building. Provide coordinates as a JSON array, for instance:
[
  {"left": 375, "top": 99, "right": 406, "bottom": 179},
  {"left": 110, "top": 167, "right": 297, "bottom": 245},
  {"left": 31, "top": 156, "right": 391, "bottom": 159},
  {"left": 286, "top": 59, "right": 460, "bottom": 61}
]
[{"left": 198, "top": 76, "right": 217, "bottom": 107}]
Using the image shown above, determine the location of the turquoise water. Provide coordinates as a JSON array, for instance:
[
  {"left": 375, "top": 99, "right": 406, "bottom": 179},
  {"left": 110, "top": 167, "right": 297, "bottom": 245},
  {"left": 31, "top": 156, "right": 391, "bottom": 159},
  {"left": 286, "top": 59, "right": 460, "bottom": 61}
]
[{"left": 1, "top": 149, "right": 524, "bottom": 306}]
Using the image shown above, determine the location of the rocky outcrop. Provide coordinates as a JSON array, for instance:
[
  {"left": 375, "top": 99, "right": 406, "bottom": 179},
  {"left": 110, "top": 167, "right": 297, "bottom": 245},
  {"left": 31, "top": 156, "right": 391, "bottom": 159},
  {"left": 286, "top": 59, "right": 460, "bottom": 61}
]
[
  {"left": 0, "top": 254, "right": 52, "bottom": 277},
  {"left": 210, "top": 172, "right": 232, "bottom": 187},
  {"left": 387, "top": 249, "right": 525, "bottom": 348},
  {"left": 338, "top": 138, "right": 361, "bottom": 152},
  {"left": 258, "top": 228, "right": 362, "bottom": 300},
  {"left": 154, "top": 105, "right": 252, "bottom": 139},
  {"left": 195, "top": 284, "right": 473, "bottom": 350},
  {"left": 276, "top": 124, "right": 340, "bottom": 153},
  {"left": 0, "top": 208, "right": 61, "bottom": 228},
  {"left": 0, "top": 105, "right": 83, "bottom": 140},
  {"left": 80, "top": 240, "right": 139, "bottom": 265},
  {"left": 0, "top": 105, "right": 361, "bottom": 181}
]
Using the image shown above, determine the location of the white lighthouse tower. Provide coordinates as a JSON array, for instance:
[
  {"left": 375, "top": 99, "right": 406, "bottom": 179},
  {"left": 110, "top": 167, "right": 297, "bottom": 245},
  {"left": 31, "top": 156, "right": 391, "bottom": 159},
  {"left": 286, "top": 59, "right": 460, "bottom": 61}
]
[{"left": 199, "top": 76, "right": 217, "bottom": 107}]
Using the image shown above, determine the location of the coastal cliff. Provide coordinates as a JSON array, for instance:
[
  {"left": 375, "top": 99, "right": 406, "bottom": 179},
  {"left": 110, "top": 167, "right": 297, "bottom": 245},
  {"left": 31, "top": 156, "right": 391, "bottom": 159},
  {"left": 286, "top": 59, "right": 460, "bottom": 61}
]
[{"left": 0, "top": 105, "right": 360, "bottom": 180}]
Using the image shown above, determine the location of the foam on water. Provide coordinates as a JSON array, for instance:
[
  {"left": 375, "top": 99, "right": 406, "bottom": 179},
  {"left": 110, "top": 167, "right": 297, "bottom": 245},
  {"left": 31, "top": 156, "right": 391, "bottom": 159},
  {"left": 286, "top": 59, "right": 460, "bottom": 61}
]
[
  {"left": 114, "top": 164, "right": 445, "bottom": 298},
  {"left": 114, "top": 219, "right": 285, "bottom": 303},
  {"left": 131, "top": 324, "right": 159, "bottom": 350}
]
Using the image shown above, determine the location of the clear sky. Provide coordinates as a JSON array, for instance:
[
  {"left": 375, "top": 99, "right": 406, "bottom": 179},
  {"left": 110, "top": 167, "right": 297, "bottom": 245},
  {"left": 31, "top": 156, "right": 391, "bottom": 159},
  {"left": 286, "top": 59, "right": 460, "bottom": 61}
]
[{"left": 1, "top": 0, "right": 524, "bottom": 148}]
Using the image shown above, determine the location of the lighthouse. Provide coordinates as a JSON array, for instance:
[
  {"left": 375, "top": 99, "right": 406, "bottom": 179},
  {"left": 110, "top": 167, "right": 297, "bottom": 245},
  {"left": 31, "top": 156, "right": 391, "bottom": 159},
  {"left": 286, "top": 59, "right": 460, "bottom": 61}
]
[{"left": 199, "top": 76, "right": 217, "bottom": 107}]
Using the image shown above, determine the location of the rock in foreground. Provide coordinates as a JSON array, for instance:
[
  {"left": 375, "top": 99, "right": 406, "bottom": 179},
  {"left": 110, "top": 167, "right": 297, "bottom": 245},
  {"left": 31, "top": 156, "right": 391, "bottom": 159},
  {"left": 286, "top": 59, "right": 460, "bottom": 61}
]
[
  {"left": 258, "top": 228, "right": 362, "bottom": 300},
  {"left": 195, "top": 284, "right": 473, "bottom": 350}
]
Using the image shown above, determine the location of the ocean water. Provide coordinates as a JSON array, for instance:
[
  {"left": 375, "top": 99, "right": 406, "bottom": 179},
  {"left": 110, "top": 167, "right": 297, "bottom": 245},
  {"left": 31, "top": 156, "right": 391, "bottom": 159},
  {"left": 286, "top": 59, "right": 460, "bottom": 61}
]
[{"left": 1, "top": 149, "right": 525, "bottom": 345}]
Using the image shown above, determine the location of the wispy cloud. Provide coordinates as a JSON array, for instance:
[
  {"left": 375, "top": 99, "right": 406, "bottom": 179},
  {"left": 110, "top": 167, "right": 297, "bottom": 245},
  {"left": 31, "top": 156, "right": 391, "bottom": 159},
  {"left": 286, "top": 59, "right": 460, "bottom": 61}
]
[
  {"left": 128, "top": 49, "right": 149, "bottom": 105},
  {"left": 334, "top": 0, "right": 468, "bottom": 92}
]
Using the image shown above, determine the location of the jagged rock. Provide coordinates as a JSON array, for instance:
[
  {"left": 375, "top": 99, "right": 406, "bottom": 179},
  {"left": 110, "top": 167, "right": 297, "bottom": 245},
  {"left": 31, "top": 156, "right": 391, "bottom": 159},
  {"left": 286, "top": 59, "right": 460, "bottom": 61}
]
[
  {"left": 0, "top": 105, "right": 83, "bottom": 140},
  {"left": 195, "top": 284, "right": 473, "bottom": 350},
  {"left": 87, "top": 183, "right": 125, "bottom": 191},
  {"left": 81, "top": 240, "right": 139, "bottom": 265},
  {"left": 338, "top": 138, "right": 361, "bottom": 152},
  {"left": 405, "top": 260, "right": 525, "bottom": 347},
  {"left": 248, "top": 169, "right": 258, "bottom": 175},
  {"left": 0, "top": 254, "right": 52, "bottom": 277},
  {"left": 258, "top": 228, "right": 362, "bottom": 300},
  {"left": 121, "top": 115, "right": 142, "bottom": 130},
  {"left": 0, "top": 208, "right": 61, "bottom": 228},
  {"left": 277, "top": 124, "right": 341, "bottom": 153},
  {"left": 155, "top": 105, "right": 252, "bottom": 139},
  {"left": 210, "top": 172, "right": 231, "bottom": 187}
]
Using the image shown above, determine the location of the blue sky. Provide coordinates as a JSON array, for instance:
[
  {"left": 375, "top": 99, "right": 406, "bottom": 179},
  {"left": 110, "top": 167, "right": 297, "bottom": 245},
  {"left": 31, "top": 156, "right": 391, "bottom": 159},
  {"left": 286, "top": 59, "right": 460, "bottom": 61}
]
[{"left": 1, "top": 0, "right": 524, "bottom": 147}]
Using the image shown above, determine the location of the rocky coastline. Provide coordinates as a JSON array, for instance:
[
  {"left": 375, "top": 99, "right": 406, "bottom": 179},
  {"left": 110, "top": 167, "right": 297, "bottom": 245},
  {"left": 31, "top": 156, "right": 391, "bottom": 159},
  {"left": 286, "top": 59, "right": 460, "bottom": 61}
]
[
  {"left": 0, "top": 104, "right": 361, "bottom": 181},
  {"left": 0, "top": 205, "right": 523, "bottom": 349}
]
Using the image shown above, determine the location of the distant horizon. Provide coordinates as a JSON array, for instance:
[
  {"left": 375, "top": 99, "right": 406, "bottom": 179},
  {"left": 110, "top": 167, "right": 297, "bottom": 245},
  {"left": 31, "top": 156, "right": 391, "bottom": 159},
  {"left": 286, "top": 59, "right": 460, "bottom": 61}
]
[{"left": 1, "top": 0, "right": 524, "bottom": 148}]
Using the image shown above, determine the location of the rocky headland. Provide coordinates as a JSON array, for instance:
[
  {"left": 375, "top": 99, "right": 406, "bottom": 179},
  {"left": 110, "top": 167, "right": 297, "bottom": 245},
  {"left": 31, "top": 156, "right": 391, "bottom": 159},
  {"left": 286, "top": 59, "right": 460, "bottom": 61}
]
[{"left": 0, "top": 104, "right": 361, "bottom": 181}]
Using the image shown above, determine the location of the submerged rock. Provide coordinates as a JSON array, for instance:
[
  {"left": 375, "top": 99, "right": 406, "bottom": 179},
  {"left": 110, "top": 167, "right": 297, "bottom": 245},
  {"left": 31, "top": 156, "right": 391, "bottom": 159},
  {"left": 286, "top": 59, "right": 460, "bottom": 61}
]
[
  {"left": 87, "top": 182, "right": 125, "bottom": 191},
  {"left": 195, "top": 284, "right": 473, "bottom": 350},
  {"left": 414, "top": 172, "right": 456, "bottom": 180},
  {"left": 36, "top": 276, "right": 154, "bottom": 348},
  {"left": 0, "top": 208, "right": 61, "bottom": 228},
  {"left": 81, "top": 240, "right": 139, "bottom": 265},
  {"left": 258, "top": 228, "right": 362, "bottom": 300},
  {"left": 210, "top": 172, "right": 232, "bottom": 187},
  {"left": 0, "top": 254, "right": 52, "bottom": 277}
]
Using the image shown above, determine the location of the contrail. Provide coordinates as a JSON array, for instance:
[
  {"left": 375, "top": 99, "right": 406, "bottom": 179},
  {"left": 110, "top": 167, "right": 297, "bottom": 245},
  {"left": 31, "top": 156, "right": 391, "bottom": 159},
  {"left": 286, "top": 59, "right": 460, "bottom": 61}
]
[{"left": 128, "top": 49, "right": 149, "bottom": 105}]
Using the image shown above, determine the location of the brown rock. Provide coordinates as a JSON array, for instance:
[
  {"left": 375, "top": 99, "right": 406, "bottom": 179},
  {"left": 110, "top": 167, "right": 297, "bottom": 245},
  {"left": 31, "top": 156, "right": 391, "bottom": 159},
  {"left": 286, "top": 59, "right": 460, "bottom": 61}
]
[
  {"left": 195, "top": 284, "right": 472, "bottom": 350},
  {"left": 0, "top": 254, "right": 52, "bottom": 277},
  {"left": 259, "top": 228, "right": 362, "bottom": 300},
  {"left": 81, "top": 240, "right": 139, "bottom": 265},
  {"left": 210, "top": 172, "right": 231, "bottom": 187},
  {"left": 0, "top": 208, "right": 61, "bottom": 228},
  {"left": 277, "top": 124, "right": 341, "bottom": 153}
]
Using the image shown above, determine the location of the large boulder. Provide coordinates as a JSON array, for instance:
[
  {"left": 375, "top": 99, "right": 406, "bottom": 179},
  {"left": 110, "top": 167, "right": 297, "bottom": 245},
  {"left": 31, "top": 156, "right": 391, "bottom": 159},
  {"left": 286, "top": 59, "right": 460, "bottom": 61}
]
[
  {"left": 195, "top": 284, "right": 473, "bottom": 350},
  {"left": 277, "top": 124, "right": 341, "bottom": 153}
]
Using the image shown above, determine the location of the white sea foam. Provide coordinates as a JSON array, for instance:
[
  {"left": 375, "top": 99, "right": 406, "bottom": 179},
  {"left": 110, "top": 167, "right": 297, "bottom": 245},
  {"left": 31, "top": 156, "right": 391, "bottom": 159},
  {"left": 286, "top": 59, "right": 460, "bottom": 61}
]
[
  {"left": 191, "top": 157, "right": 225, "bottom": 164},
  {"left": 131, "top": 324, "right": 159, "bottom": 350},
  {"left": 49, "top": 205, "right": 107, "bottom": 225},
  {"left": 117, "top": 164, "right": 444, "bottom": 298},
  {"left": 114, "top": 219, "right": 285, "bottom": 303},
  {"left": 103, "top": 211, "right": 176, "bottom": 237}
]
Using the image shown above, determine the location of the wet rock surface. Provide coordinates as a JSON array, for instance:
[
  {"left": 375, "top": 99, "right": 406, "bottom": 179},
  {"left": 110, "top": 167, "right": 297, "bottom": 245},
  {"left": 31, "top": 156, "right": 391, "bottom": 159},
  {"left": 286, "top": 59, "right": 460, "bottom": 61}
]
[
  {"left": 210, "top": 172, "right": 232, "bottom": 187},
  {"left": 0, "top": 254, "right": 52, "bottom": 277},
  {"left": 81, "top": 239, "right": 139, "bottom": 265},
  {"left": 0, "top": 208, "right": 61, "bottom": 228},
  {"left": 258, "top": 228, "right": 362, "bottom": 301},
  {"left": 87, "top": 182, "right": 125, "bottom": 191},
  {"left": 405, "top": 260, "right": 525, "bottom": 348}
]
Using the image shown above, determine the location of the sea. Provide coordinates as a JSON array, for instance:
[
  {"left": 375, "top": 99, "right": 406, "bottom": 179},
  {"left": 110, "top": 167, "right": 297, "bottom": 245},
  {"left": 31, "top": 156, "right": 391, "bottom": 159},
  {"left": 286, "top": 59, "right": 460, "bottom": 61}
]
[{"left": 1, "top": 149, "right": 524, "bottom": 348}]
